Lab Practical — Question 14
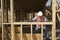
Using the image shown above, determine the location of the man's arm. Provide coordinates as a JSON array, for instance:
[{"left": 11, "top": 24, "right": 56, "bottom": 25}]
[{"left": 32, "top": 16, "right": 37, "bottom": 21}]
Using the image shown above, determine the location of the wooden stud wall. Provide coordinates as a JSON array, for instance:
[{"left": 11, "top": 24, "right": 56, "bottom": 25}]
[{"left": 1, "top": 0, "right": 57, "bottom": 40}]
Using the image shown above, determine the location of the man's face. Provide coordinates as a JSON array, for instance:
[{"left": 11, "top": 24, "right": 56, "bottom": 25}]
[{"left": 36, "top": 16, "right": 42, "bottom": 22}]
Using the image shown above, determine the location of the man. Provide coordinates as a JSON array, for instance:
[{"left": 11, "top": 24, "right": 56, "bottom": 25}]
[{"left": 33, "top": 11, "right": 50, "bottom": 40}]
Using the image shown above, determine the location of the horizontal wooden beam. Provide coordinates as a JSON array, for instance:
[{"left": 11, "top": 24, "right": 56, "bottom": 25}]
[
  {"left": 3, "top": 22, "right": 53, "bottom": 25},
  {"left": 13, "top": 22, "right": 53, "bottom": 25},
  {"left": 3, "top": 23, "right": 11, "bottom": 25}
]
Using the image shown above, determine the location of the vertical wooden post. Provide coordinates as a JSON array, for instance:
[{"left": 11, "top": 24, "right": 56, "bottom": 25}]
[
  {"left": 10, "top": 0, "right": 14, "bottom": 40},
  {"left": 31, "top": 24, "right": 33, "bottom": 40},
  {"left": 52, "top": 0, "right": 56, "bottom": 40},
  {"left": 21, "top": 24, "right": 22, "bottom": 40},
  {"left": 1, "top": 0, "right": 3, "bottom": 10},
  {"left": 1, "top": 0, "right": 4, "bottom": 40},
  {"left": 41, "top": 24, "right": 43, "bottom": 40}
]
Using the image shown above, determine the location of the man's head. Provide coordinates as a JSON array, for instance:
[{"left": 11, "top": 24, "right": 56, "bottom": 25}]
[{"left": 37, "top": 11, "right": 43, "bottom": 16}]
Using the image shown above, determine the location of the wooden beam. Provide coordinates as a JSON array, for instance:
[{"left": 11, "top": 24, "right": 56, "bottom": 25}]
[
  {"left": 3, "top": 22, "right": 53, "bottom": 25},
  {"left": 1, "top": 0, "right": 4, "bottom": 40},
  {"left": 13, "top": 22, "right": 53, "bottom": 25},
  {"left": 41, "top": 24, "right": 43, "bottom": 40},
  {"left": 21, "top": 24, "right": 22, "bottom": 40},
  {"left": 10, "top": 0, "right": 14, "bottom": 40},
  {"left": 31, "top": 24, "right": 33, "bottom": 40},
  {"left": 52, "top": 0, "right": 56, "bottom": 40},
  {"left": 3, "top": 23, "right": 11, "bottom": 25}
]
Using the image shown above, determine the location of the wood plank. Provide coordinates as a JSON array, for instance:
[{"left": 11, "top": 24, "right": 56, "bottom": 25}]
[
  {"left": 23, "top": 34, "right": 41, "bottom": 40},
  {"left": 10, "top": 0, "right": 14, "bottom": 40},
  {"left": 3, "top": 23, "right": 11, "bottom": 25},
  {"left": 23, "top": 34, "right": 31, "bottom": 40},
  {"left": 52, "top": 0, "right": 56, "bottom": 40},
  {"left": 21, "top": 24, "right": 22, "bottom": 40},
  {"left": 31, "top": 24, "right": 33, "bottom": 40},
  {"left": 32, "top": 34, "right": 41, "bottom": 40},
  {"left": 1, "top": 0, "right": 4, "bottom": 40},
  {"left": 3, "top": 22, "right": 53, "bottom": 25},
  {"left": 13, "top": 22, "right": 53, "bottom": 25},
  {"left": 15, "top": 33, "right": 21, "bottom": 40},
  {"left": 41, "top": 24, "right": 43, "bottom": 40}
]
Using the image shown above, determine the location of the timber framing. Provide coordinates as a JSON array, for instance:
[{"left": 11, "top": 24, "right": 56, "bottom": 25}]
[{"left": 1, "top": 0, "right": 59, "bottom": 40}]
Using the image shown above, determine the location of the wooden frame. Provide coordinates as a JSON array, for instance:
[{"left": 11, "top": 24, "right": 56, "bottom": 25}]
[{"left": 1, "top": 0, "right": 57, "bottom": 40}]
